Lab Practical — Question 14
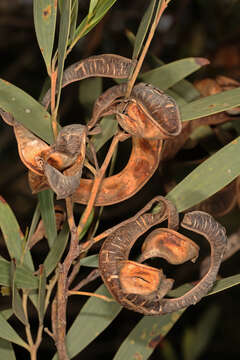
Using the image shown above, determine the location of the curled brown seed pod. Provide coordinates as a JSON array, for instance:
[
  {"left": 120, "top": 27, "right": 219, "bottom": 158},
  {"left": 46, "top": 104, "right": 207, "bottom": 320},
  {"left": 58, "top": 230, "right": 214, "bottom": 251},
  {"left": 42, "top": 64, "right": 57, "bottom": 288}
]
[
  {"left": 29, "top": 137, "right": 162, "bottom": 206},
  {"left": 42, "top": 54, "right": 135, "bottom": 109},
  {"left": 89, "top": 82, "right": 182, "bottom": 140},
  {"left": 99, "top": 207, "right": 227, "bottom": 315},
  {"left": 0, "top": 109, "right": 50, "bottom": 175},
  {"left": 44, "top": 125, "right": 87, "bottom": 199},
  {"left": 117, "top": 83, "right": 182, "bottom": 140}
]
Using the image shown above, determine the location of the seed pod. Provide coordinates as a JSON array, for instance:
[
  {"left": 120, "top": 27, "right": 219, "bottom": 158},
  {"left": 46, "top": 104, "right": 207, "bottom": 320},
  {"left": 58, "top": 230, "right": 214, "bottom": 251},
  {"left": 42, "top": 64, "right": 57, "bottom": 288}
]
[
  {"left": 115, "top": 83, "right": 182, "bottom": 140},
  {"left": 42, "top": 54, "right": 135, "bottom": 109},
  {"left": 44, "top": 125, "right": 87, "bottom": 199},
  {"left": 29, "top": 137, "right": 162, "bottom": 206},
  {"left": 0, "top": 109, "right": 50, "bottom": 175},
  {"left": 99, "top": 205, "right": 227, "bottom": 315}
]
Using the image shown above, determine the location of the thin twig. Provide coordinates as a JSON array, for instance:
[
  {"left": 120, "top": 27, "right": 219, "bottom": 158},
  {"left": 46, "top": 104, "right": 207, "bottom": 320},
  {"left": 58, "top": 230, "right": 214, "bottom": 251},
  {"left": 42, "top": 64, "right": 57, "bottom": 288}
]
[
  {"left": 126, "top": 0, "right": 170, "bottom": 97},
  {"left": 54, "top": 132, "right": 125, "bottom": 360},
  {"left": 68, "top": 290, "right": 115, "bottom": 303},
  {"left": 71, "top": 269, "right": 100, "bottom": 292}
]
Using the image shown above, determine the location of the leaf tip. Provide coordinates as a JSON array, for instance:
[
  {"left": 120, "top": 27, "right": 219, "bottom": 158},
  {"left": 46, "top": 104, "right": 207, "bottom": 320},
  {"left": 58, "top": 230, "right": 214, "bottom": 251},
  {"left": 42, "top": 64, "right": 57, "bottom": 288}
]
[{"left": 195, "top": 57, "right": 210, "bottom": 66}]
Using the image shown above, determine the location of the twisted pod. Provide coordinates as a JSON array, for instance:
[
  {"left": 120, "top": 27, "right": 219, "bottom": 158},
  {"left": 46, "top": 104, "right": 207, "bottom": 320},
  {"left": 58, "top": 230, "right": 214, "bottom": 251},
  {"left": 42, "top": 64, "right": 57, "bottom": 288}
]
[{"left": 99, "top": 200, "right": 227, "bottom": 315}]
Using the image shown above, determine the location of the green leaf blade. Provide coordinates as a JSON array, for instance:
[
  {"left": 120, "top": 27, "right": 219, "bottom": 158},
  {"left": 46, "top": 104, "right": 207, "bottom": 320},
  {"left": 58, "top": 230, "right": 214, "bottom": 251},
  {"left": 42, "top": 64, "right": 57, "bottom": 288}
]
[
  {"left": 166, "top": 137, "right": 240, "bottom": 212},
  {"left": 56, "top": 0, "right": 72, "bottom": 108},
  {"left": 181, "top": 87, "right": 240, "bottom": 121},
  {"left": 0, "top": 313, "right": 27, "bottom": 348},
  {"left": 132, "top": 0, "right": 156, "bottom": 60},
  {"left": 0, "top": 197, "right": 34, "bottom": 270},
  {"left": 113, "top": 310, "right": 184, "bottom": 360},
  {"left": 140, "top": 57, "right": 209, "bottom": 91},
  {"left": 10, "top": 261, "right": 27, "bottom": 325},
  {"left": 38, "top": 190, "right": 57, "bottom": 247},
  {"left": 0, "top": 257, "right": 38, "bottom": 289},
  {"left": 33, "top": 0, "right": 57, "bottom": 74},
  {"left": 0, "top": 338, "right": 16, "bottom": 359},
  {"left": 44, "top": 222, "right": 69, "bottom": 276},
  {"left": 0, "top": 79, "right": 53, "bottom": 144},
  {"left": 37, "top": 265, "right": 46, "bottom": 324}
]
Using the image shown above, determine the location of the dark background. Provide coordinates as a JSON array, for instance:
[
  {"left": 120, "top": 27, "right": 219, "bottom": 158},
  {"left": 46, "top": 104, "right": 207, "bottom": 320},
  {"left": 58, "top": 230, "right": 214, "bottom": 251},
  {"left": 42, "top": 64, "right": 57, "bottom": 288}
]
[{"left": 1, "top": 0, "right": 240, "bottom": 359}]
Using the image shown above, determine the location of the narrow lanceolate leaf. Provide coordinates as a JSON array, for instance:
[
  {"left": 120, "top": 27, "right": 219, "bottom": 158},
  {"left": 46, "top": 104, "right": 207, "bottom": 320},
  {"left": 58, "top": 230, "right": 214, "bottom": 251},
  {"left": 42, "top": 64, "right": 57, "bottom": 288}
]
[
  {"left": 89, "top": 0, "right": 99, "bottom": 15},
  {"left": 71, "top": 0, "right": 118, "bottom": 47},
  {"left": 0, "top": 257, "right": 38, "bottom": 289},
  {"left": 56, "top": 0, "right": 72, "bottom": 109},
  {"left": 37, "top": 265, "right": 46, "bottom": 324},
  {"left": 166, "top": 137, "right": 240, "bottom": 212},
  {"left": 52, "top": 285, "right": 121, "bottom": 360},
  {"left": 180, "top": 87, "right": 240, "bottom": 121},
  {"left": 0, "top": 80, "right": 53, "bottom": 144},
  {"left": 0, "top": 309, "right": 13, "bottom": 320},
  {"left": 0, "top": 196, "right": 34, "bottom": 270},
  {"left": 69, "top": 0, "right": 79, "bottom": 44},
  {"left": 113, "top": 310, "right": 184, "bottom": 360},
  {"left": 26, "top": 204, "right": 41, "bottom": 248},
  {"left": 44, "top": 222, "right": 69, "bottom": 276},
  {"left": 0, "top": 313, "right": 27, "bottom": 348},
  {"left": 132, "top": 0, "right": 156, "bottom": 59},
  {"left": 169, "top": 273, "right": 240, "bottom": 299},
  {"left": 10, "top": 261, "right": 27, "bottom": 325},
  {"left": 80, "top": 254, "right": 98, "bottom": 268},
  {"left": 140, "top": 58, "right": 209, "bottom": 91},
  {"left": 33, "top": 0, "right": 57, "bottom": 74},
  {"left": 38, "top": 190, "right": 57, "bottom": 247},
  {"left": 0, "top": 338, "right": 16, "bottom": 360}
]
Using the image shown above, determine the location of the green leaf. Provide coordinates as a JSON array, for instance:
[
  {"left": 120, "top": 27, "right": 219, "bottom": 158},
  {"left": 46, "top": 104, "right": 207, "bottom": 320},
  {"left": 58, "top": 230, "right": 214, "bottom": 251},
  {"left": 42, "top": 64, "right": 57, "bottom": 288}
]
[
  {"left": 209, "top": 273, "right": 240, "bottom": 296},
  {"left": 0, "top": 79, "right": 53, "bottom": 144},
  {"left": 113, "top": 310, "right": 184, "bottom": 360},
  {"left": 80, "top": 254, "right": 98, "bottom": 267},
  {"left": 38, "top": 190, "right": 57, "bottom": 247},
  {"left": 56, "top": 0, "right": 72, "bottom": 109},
  {"left": 169, "top": 273, "right": 240, "bottom": 299},
  {"left": 140, "top": 57, "right": 209, "bottom": 91},
  {"left": 0, "top": 338, "right": 16, "bottom": 360},
  {"left": 79, "top": 209, "right": 95, "bottom": 241},
  {"left": 181, "top": 87, "right": 240, "bottom": 122},
  {"left": 26, "top": 204, "right": 41, "bottom": 248},
  {"left": 166, "top": 137, "right": 240, "bottom": 212},
  {"left": 0, "top": 309, "right": 13, "bottom": 320},
  {"left": 132, "top": 0, "right": 156, "bottom": 60},
  {"left": 91, "top": 116, "right": 118, "bottom": 153},
  {"left": 33, "top": 0, "right": 57, "bottom": 74},
  {"left": 0, "top": 313, "right": 27, "bottom": 348},
  {"left": 37, "top": 265, "right": 46, "bottom": 324},
  {"left": 44, "top": 222, "right": 69, "bottom": 276},
  {"left": 52, "top": 285, "right": 121, "bottom": 360},
  {"left": 89, "top": 0, "right": 99, "bottom": 16},
  {"left": 10, "top": 261, "right": 27, "bottom": 325},
  {"left": 69, "top": 0, "right": 79, "bottom": 44},
  {"left": 71, "top": 0, "right": 118, "bottom": 47},
  {"left": 0, "top": 196, "right": 34, "bottom": 270},
  {"left": 0, "top": 257, "right": 38, "bottom": 289}
]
